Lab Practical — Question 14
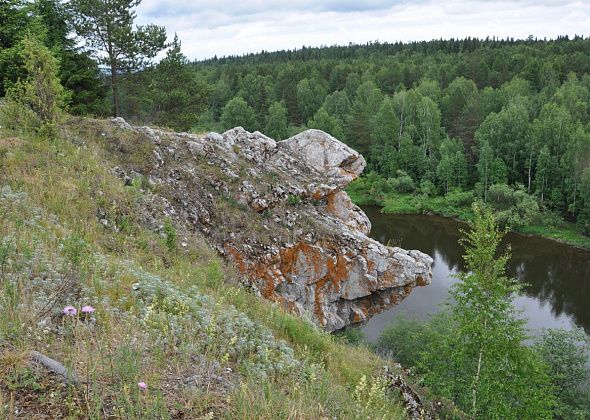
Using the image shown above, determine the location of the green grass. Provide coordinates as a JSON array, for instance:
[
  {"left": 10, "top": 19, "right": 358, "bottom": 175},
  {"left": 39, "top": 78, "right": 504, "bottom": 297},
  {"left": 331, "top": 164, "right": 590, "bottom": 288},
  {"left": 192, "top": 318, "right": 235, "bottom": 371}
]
[
  {"left": 382, "top": 194, "right": 420, "bottom": 214},
  {"left": 382, "top": 193, "right": 475, "bottom": 221},
  {"left": 519, "top": 223, "right": 590, "bottom": 249},
  {"left": 0, "top": 118, "right": 409, "bottom": 419}
]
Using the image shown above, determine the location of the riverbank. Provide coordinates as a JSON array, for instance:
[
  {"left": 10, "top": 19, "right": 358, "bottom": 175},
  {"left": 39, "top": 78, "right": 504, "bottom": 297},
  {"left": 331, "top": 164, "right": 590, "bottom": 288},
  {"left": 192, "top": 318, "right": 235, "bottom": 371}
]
[{"left": 347, "top": 184, "right": 590, "bottom": 251}]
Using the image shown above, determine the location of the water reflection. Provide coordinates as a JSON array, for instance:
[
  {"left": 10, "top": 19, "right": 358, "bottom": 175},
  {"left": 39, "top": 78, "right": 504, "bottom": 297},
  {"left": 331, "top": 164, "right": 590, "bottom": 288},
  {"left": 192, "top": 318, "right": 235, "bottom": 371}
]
[{"left": 361, "top": 207, "right": 590, "bottom": 343}]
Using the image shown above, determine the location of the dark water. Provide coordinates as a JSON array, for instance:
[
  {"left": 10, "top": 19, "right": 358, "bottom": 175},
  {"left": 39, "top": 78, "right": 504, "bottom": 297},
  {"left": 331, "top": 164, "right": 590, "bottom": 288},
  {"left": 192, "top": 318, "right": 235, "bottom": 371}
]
[{"left": 361, "top": 207, "right": 590, "bottom": 343}]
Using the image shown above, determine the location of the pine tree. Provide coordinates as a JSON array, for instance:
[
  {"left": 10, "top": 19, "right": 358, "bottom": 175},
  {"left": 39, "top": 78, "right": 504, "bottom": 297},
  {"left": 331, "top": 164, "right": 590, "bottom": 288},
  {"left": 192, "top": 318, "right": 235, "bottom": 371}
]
[
  {"left": 69, "top": 0, "right": 167, "bottom": 116},
  {"left": 296, "top": 78, "right": 327, "bottom": 123},
  {"left": 150, "top": 34, "right": 209, "bottom": 131},
  {"left": 265, "top": 102, "right": 289, "bottom": 140}
]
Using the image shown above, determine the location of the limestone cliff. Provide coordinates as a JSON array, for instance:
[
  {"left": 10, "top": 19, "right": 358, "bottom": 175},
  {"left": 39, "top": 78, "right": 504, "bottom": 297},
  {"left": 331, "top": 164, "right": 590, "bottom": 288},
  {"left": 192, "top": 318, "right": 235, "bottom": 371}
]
[{"left": 110, "top": 118, "right": 433, "bottom": 331}]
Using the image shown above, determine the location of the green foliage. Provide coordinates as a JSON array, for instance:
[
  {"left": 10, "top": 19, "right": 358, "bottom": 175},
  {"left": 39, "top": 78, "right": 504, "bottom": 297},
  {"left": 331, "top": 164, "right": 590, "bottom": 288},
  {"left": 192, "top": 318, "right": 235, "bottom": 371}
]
[
  {"left": 296, "top": 78, "right": 327, "bottom": 123},
  {"left": 421, "top": 205, "right": 554, "bottom": 418},
  {"left": 375, "top": 311, "right": 451, "bottom": 368},
  {"left": 1, "top": 34, "right": 67, "bottom": 136},
  {"left": 335, "top": 326, "right": 365, "bottom": 346},
  {"left": 287, "top": 195, "right": 301, "bottom": 205},
  {"left": 534, "top": 328, "right": 590, "bottom": 419},
  {"left": 436, "top": 137, "right": 468, "bottom": 193},
  {"left": 35, "top": 0, "right": 109, "bottom": 115},
  {"left": 368, "top": 97, "right": 398, "bottom": 175},
  {"left": 488, "top": 183, "right": 542, "bottom": 228},
  {"left": 377, "top": 207, "right": 560, "bottom": 419},
  {"left": 387, "top": 171, "right": 416, "bottom": 194},
  {"left": 149, "top": 34, "right": 209, "bottom": 131},
  {"left": 307, "top": 107, "right": 344, "bottom": 139},
  {"left": 69, "top": 0, "right": 167, "bottom": 116},
  {"left": 163, "top": 218, "right": 177, "bottom": 253},
  {"left": 265, "top": 101, "right": 289, "bottom": 140},
  {"left": 220, "top": 97, "right": 257, "bottom": 131},
  {"left": 1, "top": 0, "right": 107, "bottom": 115}
]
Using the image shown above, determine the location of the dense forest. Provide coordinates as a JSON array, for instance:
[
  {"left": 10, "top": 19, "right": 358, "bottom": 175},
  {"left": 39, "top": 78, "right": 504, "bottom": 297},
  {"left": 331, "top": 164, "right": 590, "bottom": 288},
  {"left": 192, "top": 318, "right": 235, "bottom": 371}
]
[
  {"left": 2, "top": 1, "right": 590, "bottom": 238},
  {"left": 123, "top": 37, "right": 590, "bottom": 239}
]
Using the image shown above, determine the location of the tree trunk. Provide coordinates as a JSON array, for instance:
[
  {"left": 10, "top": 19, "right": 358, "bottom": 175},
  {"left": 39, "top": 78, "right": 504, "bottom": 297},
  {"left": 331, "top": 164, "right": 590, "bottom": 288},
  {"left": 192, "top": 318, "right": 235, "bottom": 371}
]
[
  {"left": 398, "top": 110, "right": 404, "bottom": 149},
  {"left": 527, "top": 150, "right": 533, "bottom": 194},
  {"left": 572, "top": 183, "right": 577, "bottom": 216},
  {"left": 110, "top": 61, "right": 120, "bottom": 117},
  {"left": 471, "top": 347, "right": 483, "bottom": 419}
]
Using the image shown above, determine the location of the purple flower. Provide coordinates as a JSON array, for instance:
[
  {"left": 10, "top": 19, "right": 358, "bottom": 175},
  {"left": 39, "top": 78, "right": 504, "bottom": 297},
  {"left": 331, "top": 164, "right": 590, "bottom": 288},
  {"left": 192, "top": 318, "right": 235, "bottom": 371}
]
[
  {"left": 138, "top": 382, "right": 147, "bottom": 391},
  {"left": 81, "top": 305, "right": 95, "bottom": 314},
  {"left": 63, "top": 306, "right": 77, "bottom": 316}
]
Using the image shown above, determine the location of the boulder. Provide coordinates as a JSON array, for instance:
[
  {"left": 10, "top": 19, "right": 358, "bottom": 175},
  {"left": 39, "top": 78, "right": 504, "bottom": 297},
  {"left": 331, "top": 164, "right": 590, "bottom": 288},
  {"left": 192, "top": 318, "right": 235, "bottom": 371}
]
[{"left": 111, "top": 119, "right": 433, "bottom": 331}]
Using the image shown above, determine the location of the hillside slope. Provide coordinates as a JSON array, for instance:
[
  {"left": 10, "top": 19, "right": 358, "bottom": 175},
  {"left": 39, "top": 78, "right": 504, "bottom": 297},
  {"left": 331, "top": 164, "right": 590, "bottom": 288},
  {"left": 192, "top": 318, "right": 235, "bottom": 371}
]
[{"left": 0, "top": 118, "right": 443, "bottom": 419}]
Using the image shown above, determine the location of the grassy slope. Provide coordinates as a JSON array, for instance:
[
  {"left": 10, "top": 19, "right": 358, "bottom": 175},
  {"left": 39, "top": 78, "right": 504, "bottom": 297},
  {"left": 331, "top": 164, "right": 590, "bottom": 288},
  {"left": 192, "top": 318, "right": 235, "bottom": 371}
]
[
  {"left": 348, "top": 184, "right": 590, "bottom": 251},
  {"left": 0, "top": 119, "right": 410, "bottom": 419}
]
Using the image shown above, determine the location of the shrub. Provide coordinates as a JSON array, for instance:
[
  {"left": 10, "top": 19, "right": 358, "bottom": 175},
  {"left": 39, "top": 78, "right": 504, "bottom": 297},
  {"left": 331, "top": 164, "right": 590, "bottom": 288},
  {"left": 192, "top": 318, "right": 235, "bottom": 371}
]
[
  {"left": 129, "top": 267, "right": 299, "bottom": 376},
  {"left": 444, "top": 189, "right": 474, "bottom": 208},
  {"left": 419, "top": 180, "right": 437, "bottom": 196},
  {"left": 287, "top": 195, "right": 301, "bottom": 205},
  {"left": 163, "top": 218, "right": 177, "bottom": 252},
  {"left": 488, "top": 184, "right": 542, "bottom": 229},
  {"left": 335, "top": 326, "right": 365, "bottom": 346},
  {"left": 375, "top": 311, "right": 451, "bottom": 368},
  {"left": 387, "top": 171, "right": 416, "bottom": 194},
  {"left": 488, "top": 183, "right": 516, "bottom": 210},
  {"left": 0, "top": 35, "right": 68, "bottom": 136}
]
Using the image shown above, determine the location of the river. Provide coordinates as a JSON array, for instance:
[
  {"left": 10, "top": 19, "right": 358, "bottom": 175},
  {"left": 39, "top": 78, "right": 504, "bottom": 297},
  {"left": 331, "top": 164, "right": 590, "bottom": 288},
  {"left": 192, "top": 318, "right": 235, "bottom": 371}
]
[{"left": 361, "top": 206, "right": 590, "bottom": 343}]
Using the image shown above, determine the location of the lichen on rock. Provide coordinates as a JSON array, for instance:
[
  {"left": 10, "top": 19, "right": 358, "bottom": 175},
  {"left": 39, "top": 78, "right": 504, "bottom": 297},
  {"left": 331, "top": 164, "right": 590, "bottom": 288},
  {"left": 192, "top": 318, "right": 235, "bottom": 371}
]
[{"left": 110, "top": 120, "right": 433, "bottom": 331}]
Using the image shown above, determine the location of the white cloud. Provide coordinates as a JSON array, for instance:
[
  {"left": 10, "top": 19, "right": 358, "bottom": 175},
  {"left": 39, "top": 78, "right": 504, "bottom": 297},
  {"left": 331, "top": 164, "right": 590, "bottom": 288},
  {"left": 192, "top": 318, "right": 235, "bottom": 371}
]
[{"left": 135, "top": 0, "right": 590, "bottom": 60}]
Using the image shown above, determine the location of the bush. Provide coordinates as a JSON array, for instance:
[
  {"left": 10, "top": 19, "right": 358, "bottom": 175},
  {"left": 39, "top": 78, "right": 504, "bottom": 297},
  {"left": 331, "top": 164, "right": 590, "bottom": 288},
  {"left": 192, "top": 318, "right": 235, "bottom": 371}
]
[
  {"left": 374, "top": 312, "right": 450, "bottom": 368},
  {"left": 130, "top": 267, "right": 299, "bottom": 376},
  {"left": 488, "top": 184, "right": 542, "bottom": 229},
  {"left": 163, "top": 218, "right": 177, "bottom": 252},
  {"left": 335, "top": 326, "right": 365, "bottom": 346},
  {"left": 387, "top": 171, "right": 416, "bottom": 194},
  {"left": 444, "top": 189, "right": 474, "bottom": 207},
  {"left": 488, "top": 183, "right": 516, "bottom": 210},
  {"left": 287, "top": 195, "right": 301, "bottom": 205},
  {"left": 0, "top": 35, "right": 67, "bottom": 136},
  {"left": 419, "top": 180, "right": 437, "bottom": 196}
]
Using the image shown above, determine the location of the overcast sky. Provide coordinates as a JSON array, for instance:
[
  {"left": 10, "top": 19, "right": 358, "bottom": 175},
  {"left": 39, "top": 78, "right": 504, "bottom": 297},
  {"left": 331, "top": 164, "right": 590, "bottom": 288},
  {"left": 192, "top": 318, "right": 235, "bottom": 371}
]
[{"left": 136, "top": 0, "right": 590, "bottom": 60}]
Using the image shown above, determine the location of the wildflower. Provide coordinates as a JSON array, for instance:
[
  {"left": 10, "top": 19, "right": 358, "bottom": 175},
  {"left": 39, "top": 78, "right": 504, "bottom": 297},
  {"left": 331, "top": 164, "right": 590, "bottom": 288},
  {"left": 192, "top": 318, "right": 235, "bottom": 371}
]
[
  {"left": 81, "top": 305, "right": 95, "bottom": 314},
  {"left": 63, "top": 306, "right": 77, "bottom": 316},
  {"left": 138, "top": 382, "right": 147, "bottom": 391}
]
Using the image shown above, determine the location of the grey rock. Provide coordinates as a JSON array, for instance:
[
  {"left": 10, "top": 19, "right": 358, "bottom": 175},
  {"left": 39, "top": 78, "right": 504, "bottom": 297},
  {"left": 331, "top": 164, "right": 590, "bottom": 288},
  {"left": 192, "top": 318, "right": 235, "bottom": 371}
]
[{"left": 111, "top": 120, "right": 433, "bottom": 331}]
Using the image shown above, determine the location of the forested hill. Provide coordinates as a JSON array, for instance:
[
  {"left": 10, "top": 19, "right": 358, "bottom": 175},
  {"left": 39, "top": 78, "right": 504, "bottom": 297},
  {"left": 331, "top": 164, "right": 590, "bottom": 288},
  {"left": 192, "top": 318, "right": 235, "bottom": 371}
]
[
  {"left": 146, "top": 36, "right": 588, "bottom": 240},
  {"left": 198, "top": 35, "right": 588, "bottom": 66},
  {"left": 1, "top": 0, "right": 590, "bottom": 237}
]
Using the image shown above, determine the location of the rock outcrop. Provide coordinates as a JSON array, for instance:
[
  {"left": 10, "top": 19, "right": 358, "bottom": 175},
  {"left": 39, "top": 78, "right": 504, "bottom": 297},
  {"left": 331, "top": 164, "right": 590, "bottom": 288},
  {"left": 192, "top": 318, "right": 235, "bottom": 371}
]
[{"left": 109, "top": 121, "right": 433, "bottom": 331}]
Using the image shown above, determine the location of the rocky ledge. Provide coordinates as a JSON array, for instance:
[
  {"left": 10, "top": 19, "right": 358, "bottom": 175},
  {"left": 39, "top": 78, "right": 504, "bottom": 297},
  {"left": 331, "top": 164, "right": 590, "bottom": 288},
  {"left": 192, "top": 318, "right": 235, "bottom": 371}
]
[{"left": 110, "top": 118, "right": 433, "bottom": 331}]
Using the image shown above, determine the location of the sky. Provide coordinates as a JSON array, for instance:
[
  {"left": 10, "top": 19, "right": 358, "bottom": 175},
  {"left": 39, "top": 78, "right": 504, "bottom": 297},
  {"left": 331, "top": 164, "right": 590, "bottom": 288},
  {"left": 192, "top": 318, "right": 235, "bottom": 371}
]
[{"left": 136, "top": 0, "right": 590, "bottom": 60}]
